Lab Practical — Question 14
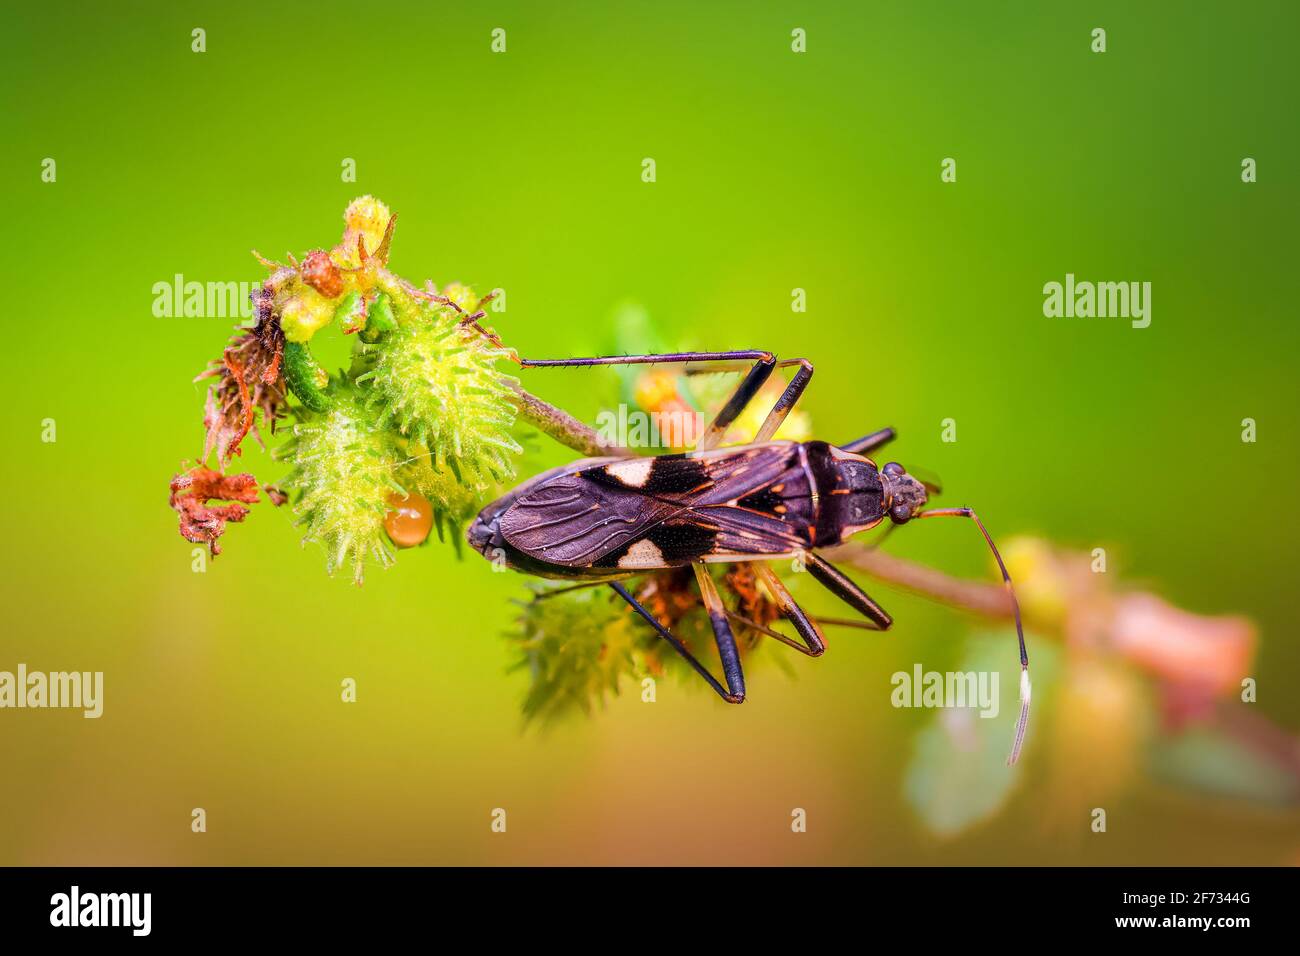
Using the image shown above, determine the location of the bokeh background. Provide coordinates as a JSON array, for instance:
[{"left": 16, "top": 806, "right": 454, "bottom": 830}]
[{"left": 2, "top": 1, "right": 1297, "bottom": 865}]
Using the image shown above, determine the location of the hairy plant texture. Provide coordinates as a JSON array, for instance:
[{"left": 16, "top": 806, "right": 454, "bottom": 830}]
[
  {"left": 358, "top": 306, "right": 522, "bottom": 488},
  {"left": 275, "top": 391, "right": 403, "bottom": 584},
  {"left": 509, "top": 566, "right": 788, "bottom": 724},
  {"left": 392, "top": 443, "right": 484, "bottom": 552},
  {"left": 510, "top": 585, "right": 643, "bottom": 723},
  {"left": 171, "top": 196, "right": 522, "bottom": 576}
]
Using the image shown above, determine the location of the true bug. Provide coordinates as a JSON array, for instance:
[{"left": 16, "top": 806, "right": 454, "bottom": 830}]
[{"left": 467, "top": 350, "right": 1031, "bottom": 764}]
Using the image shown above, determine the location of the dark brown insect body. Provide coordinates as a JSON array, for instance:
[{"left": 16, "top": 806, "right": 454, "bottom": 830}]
[
  {"left": 467, "top": 348, "right": 1030, "bottom": 764},
  {"left": 469, "top": 440, "right": 927, "bottom": 580}
]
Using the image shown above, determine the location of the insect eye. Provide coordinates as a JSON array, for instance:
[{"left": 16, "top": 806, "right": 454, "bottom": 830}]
[
  {"left": 890, "top": 503, "right": 912, "bottom": 524},
  {"left": 883, "top": 461, "right": 905, "bottom": 476}
]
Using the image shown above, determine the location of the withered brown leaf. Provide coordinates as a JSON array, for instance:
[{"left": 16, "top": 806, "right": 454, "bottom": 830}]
[
  {"left": 195, "top": 275, "right": 290, "bottom": 467},
  {"left": 169, "top": 465, "right": 262, "bottom": 557}
]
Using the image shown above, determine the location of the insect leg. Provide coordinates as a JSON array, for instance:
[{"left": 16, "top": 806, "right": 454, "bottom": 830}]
[
  {"left": 515, "top": 350, "right": 777, "bottom": 453},
  {"left": 723, "top": 611, "right": 815, "bottom": 654},
  {"left": 607, "top": 581, "right": 743, "bottom": 703},
  {"left": 753, "top": 563, "right": 826, "bottom": 656},
  {"left": 808, "top": 616, "right": 889, "bottom": 631},
  {"left": 685, "top": 356, "right": 814, "bottom": 447},
  {"left": 529, "top": 579, "right": 628, "bottom": 602},
  {"left": 751, "top": 358, "right": 813, "bottom": 444},
  {"left": 692, "top": 565, "right": 747, "bottom": 701},
  {"left": 803, "top": 552, "right": 893, "bottom": 629},
  {"left": 841, "top": 427, "right": 896, "bottom": 455}
]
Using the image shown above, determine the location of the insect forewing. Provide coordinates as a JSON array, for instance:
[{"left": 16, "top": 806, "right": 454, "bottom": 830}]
[{"left": 498, "top": 442, "right": 815, "bottom": 569}]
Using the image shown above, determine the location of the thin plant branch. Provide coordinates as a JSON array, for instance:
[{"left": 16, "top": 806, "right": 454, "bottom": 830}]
[
  {"left": 829, "top": 541, "right": 1013, "bottom": 618},
  {"left": 506, "top": 380, "right": 634, "bottom": 458}
]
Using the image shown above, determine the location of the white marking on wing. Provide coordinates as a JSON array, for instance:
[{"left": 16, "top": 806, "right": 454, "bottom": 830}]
[
  {"left": 618, "top": 538, "right": 666, "bottom": 568},
  {"left": 605, "top": 458, "right": 654, "bottom": 487}
]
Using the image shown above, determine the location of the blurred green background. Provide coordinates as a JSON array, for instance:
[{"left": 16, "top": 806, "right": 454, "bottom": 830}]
[{"left": 2, "top": 1, "right": 1297, "bottom": 864}]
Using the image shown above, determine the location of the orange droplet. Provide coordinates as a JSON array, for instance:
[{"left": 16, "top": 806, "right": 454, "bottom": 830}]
[{"left": 384, "top": 492, "right": 433, "bottom": 548}]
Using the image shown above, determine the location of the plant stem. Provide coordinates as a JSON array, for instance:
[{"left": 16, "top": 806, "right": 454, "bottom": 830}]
[
  {"left": 827, "top": 541, "right": 1014, "bottom": 618},
  {"left": 506, "top": 381, "right": 634, "bottom": 458}
]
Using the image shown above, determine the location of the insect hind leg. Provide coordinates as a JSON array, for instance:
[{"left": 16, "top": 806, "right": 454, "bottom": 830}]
[
  {"left": 608, "top": 580, "right": 745, "bottom": 703},
  {"left": 692, "top": 565, "right": 746, "bottom": 700},
  {"left": 755, "top": 358, "right": 813, "bottom": 445}
]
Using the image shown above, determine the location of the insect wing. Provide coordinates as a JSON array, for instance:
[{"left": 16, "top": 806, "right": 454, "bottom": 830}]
[
  {"left": 496, "top": 471, "right": 678, "bottom": 567},
  {"left": 498, "top": 443, "right": 812, "bottom": 569}
]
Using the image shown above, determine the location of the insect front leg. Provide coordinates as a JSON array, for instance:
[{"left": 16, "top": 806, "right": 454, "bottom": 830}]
[
  {"left": 684, "top": 356, "right": 814, "bottom": 448},
  {"left": 803, "top": 552, "right": 893, "bottom": 629},
  {"left": 608, "top": 581, "right": 745, "bottom": 703},
  {"left": 841, "top": 427, "right": 896, "bottom": 456}
]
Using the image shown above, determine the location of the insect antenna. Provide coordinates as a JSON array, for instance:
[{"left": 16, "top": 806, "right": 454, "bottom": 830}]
[{"left": 917, "top": 507, "right": 1030, "bottom": 766}]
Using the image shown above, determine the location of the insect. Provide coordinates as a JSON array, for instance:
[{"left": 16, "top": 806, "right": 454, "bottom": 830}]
[{"left": 467, "top": 349, "right": 1031, "bottom": 764}]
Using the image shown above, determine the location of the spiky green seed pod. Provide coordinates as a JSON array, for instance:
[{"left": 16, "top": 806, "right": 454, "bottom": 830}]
[
  {"left": 509, "top": 584, "right": 645, "bottom": 723},
  {"left": 191, "top": 197, "right": 528, "bottom": 578},
  {"left": 276, "top": 392, "right": 405, "bottom": 584},
  {"left": 359, "top": 306, "right": 521, "bottom": 489}
]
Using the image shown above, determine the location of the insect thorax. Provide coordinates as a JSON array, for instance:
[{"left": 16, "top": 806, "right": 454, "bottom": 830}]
[{"left": 806, "top": 441, "right": 887, "bottom": 543}]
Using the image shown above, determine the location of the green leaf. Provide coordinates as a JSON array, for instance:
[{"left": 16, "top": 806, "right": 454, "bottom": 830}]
[
  {"left": 903, "top": 633, "right": 1059, "bottom": 837},
  {"left": 1150, "top": 727, "right": 1299, "bottom": 806}
]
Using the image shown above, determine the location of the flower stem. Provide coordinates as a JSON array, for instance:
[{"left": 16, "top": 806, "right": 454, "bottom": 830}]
[
  {"left": 827, "top": 541, "right": 1014, "bottom": 618},
  {"left": 505, "top": 381, "right": 635, "bottom": 458}
]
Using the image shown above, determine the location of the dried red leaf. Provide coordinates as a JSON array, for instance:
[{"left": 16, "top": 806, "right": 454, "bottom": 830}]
[
  {"left": 195, "top": 286, "right": 287, "bottom": 466},
  {"left": 222, "top": 348, "right": 255, "bottom": 457},
  {"left": 169, "top": 465, "right": 261, "bottom": 556}
]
